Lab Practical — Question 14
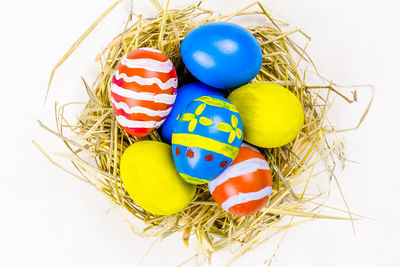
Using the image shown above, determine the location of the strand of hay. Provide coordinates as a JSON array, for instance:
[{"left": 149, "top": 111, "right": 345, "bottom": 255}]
[{"left": 38, "top": 0, "right": 361, "bottom": 264}]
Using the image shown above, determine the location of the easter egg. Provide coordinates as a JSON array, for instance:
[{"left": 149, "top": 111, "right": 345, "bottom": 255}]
[
  {"left": 111, "top": 47, "right": 178, "bottom": 137},
  {"left": 208, "top": 143, "right": 272, "bottom": 216},
  {"left": 181, "top": 22, "right": 262, "bottom": 89},
  {"left": 120, "top": 141, "right": 196, "bottom": 215},
  {"left": 161, "top": 82, "right": 223, "bottom": 144},
  {"left": 228, "top": 82, "right": 304, "bottom": 148},
  {"left": 172, "top": 95, "right": 243, "bottom": 184}
]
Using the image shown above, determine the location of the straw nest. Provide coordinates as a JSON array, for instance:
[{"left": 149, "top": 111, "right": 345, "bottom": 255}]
[{"left": 37, "top": 0, "right": 365, "bottom": 264}]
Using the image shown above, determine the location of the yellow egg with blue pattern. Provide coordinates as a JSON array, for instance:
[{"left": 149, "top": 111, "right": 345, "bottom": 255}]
[{"left": 171, "top": 96, "right": 243, "bottom": 184}]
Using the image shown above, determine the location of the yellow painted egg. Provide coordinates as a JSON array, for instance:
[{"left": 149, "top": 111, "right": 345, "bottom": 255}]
[
  {"left": 228, "top": 82, "right": 304, "bottom": 148},
  {"left": 120, "top": 141, "right": 196, "bottom": 215}
]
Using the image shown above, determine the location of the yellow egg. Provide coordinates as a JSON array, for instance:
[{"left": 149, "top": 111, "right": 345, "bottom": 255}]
[
  {"left": 120, "top": 141, "right": 196, "bottom": 215},
  {"left": 228, "top": 82, "right": 304, "bottom": 148}
]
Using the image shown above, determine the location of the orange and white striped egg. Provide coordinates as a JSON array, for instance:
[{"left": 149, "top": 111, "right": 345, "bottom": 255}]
[
  {"left": 208, "top": 143, "right": 273, "bottom": 216},
  {"left": 111, "top": 48, "right": 178, "bottom": 137}
]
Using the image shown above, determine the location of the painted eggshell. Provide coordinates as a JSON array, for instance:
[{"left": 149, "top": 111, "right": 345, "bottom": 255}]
[
  {"left": 208, "top": 143, "right": 273, "bottom": 216},
  {"left": 181, "top": 22, "right": 262, "bottom": 89},
  {"left": 120, "top": 141, "right": 196, "bottom": 215},
  {"left": 161, "top": 82, "right": 223, "bottom": 144},
  {"left": 111, "top": 47, "right": 178, "bottom": 137},
  {"left": 172, "top": 95, "right": 243, "bottom": 184},
  {"left": 228, "top": 82, "right": 304, "bottom": 148}
]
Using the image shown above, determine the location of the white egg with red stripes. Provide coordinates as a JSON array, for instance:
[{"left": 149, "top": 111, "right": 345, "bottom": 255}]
[
  {"left": 111, "top": 47, "right": 178, "bottom": 137},
  {"left": 208, "top": 143, "right": 273, "bottom": 216}
]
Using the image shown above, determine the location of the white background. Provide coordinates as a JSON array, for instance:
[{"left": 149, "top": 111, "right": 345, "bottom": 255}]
[{"left": 1, "top": 0, "right": 399, "bottom": 266}]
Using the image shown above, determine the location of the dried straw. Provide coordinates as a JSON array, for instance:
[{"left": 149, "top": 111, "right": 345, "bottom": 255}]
[{"left": 37, "top": 0, "right": 363, "bottom": 264}]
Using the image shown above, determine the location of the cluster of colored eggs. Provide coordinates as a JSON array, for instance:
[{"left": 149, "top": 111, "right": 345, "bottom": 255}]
[{"left": 114, "top": 22, "right": 304, "bottom": 216}]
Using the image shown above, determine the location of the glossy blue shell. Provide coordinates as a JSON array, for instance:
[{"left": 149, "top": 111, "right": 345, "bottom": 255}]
[
  {"left": 181, "top": 22, "right": 262, "bottom": 89},
  {"left": 171, "top": 95, "right": 243, "bottom": 184},
  {"left": 161, "top": 82, "right": 223, "bottom": 144}
]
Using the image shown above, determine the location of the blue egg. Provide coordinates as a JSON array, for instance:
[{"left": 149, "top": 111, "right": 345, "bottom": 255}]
[
  {"left": 161, "top": 82, "right": 223, "bottom": 144},
  {"left": 181, "top": 22, "right": 262, "bottom": 89},
  {"left": 171, "top": 95, "right": 243, "bottom": 184}
]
